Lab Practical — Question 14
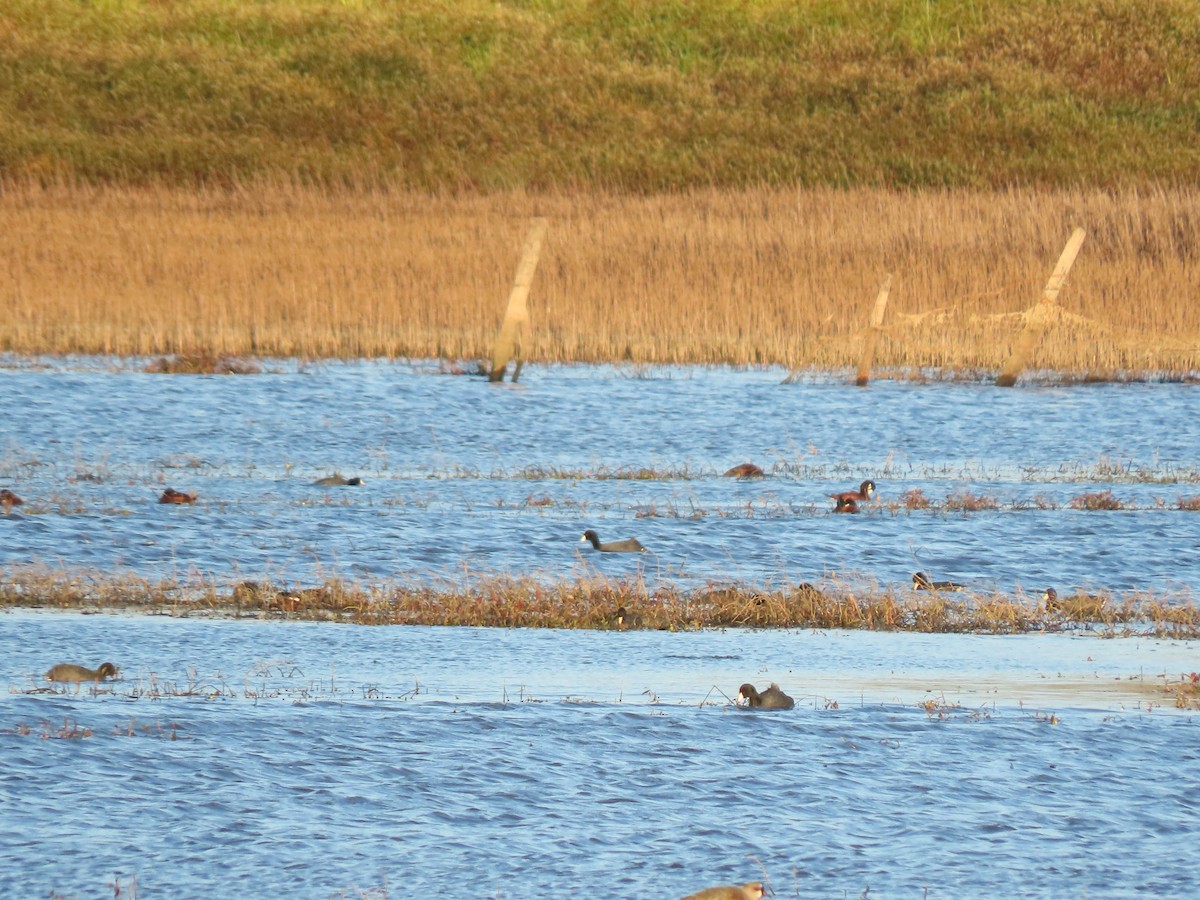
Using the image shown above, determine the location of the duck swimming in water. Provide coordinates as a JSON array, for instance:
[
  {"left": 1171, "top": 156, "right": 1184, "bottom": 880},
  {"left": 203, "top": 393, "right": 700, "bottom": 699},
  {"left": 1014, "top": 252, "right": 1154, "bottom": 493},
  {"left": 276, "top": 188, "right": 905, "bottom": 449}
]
[
  {"left": 723, "top": 463, "right": 765, "bottom": 478},
  {"left": 912, "top": 572, "right": 965, "bottom": 592},
  {"left": 736, "top": 682, "right": 795, "bottom": 710},
  {"left": 312, "top": 475, "right": 365, "bottom": 486},
  {"left": 832, "top": 497, "right": 859, "bottom": 514},
  {"left": 159, "top": 488, "right": 197, "bottom": 504},
  {"left": 580, "top": 530, "right": 647, "bottom": 553},
  {"left": 831, "top": 480, "right": 876, "bottom": 504}
]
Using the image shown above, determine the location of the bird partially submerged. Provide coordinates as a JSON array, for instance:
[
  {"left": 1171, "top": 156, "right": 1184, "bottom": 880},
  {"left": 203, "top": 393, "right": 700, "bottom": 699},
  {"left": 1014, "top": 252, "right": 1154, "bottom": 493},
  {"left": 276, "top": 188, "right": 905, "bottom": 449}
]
[
  {"left": 580, "top": 529, "right": 647, "bottom": 553},
  {"left": 736, "top": 682, "right": 795, "bottom": 710}
]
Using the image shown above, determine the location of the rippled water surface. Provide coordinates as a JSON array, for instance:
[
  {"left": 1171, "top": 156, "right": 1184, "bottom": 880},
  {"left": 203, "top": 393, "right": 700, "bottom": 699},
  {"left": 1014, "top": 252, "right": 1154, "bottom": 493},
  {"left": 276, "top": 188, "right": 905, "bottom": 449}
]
[
  {"left": 2, "top": 358, "right": 1199, "bottom": 596},
  {"left": 3, "top": 610, "right": 1199, "bottom": 899},
  {"left": 2, "top": 358, "right": 1200, "bottom": 898}
]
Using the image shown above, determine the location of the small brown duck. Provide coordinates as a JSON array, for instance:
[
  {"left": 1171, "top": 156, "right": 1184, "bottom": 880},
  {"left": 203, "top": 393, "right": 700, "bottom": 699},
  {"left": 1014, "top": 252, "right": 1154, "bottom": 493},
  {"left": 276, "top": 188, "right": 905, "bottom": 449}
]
[
  {"left": 913, "top": 572, "right": 965, "bottom": 592},
  {"left": 831, "top": 479, "right": 876, "bottom": 504},
  {"left": 159, "top": 488, "right": 198, "bottom": 504},
  {"left": 580, "top": 529, "right": 647, "bottom": 553},
  {"left": 736, "top": 682, "right": 795, "bottom": 710},
  {"left": 1041, "top": 587, "right": 1107, "bottom": 618},
  {"left": 0, "top": 489, "right": 23, "bottom": 510},
  {"left": 832, "top": 496, "right": 859, "bottom": 514},
  {"left": 312, "top": 475, "right": 365, "bottom": 487},
  {"left": 45, "top": 662, "right": 119, "bottom": 683},
  {"left": 723, "top": 463, "right": 765, "bottom": 478},
  {"left": 681, "top": 882, "right": 767, "bottom": 900},
  {"left": 611, "top": 606, "right": 645, "bottom": 629}
]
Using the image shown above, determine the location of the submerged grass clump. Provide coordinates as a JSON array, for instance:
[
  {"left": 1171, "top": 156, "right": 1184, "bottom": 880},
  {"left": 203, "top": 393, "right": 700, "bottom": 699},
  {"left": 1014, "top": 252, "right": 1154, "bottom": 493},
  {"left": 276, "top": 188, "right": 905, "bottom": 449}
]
[
  {"left": 145, "top": 353, "right": 261, "bottom": 375},
  {"left": 1070, "top": 490, "right": 1126, "bottom": 510},
  {"left": 3, "top": 566, "right": 1197, "bottom": 638},
  {"left": 944, "top": 492, "right": 1001, "bottom": 513}
]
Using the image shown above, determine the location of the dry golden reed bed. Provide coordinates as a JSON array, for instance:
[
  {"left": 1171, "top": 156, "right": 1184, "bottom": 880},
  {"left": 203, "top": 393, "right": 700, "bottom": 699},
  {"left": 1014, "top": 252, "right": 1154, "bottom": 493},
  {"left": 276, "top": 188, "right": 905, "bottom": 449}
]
[
  {"left": 3, "top": 567, "right": 1198, "bottom": 638},
  {"left": 2, "top": 181, "right": 1199, "bottom": 376}
]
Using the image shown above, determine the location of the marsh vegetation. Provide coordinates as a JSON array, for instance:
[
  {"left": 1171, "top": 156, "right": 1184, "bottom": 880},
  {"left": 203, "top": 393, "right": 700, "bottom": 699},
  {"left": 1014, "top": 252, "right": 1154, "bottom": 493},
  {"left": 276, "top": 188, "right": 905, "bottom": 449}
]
[{"left": 2, "top": 183, "right": 1199, "bottom": 376}]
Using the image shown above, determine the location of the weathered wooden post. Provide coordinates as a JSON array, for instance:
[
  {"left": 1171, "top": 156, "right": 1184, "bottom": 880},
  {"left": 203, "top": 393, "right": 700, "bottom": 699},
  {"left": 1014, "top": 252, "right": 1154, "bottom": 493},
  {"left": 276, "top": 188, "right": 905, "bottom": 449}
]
[
  {"left": 996, "top": 227, "right": 1086, "bottom": 387},
  {"left": 855, "top": 274, "right": 892, "bottom": 386},
  {"left": 489, "top": 217, "right": 548, "bottom": 382}
]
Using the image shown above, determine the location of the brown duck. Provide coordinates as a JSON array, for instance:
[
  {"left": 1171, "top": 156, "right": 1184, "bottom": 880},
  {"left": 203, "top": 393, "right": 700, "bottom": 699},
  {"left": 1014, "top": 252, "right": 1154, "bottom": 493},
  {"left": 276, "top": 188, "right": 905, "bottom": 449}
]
[
  {"left": 680, "top": 882, "right": 767, "bottom": 900},
  {"left": 831, "top": 479, "right": 876, "bottom": 504},
  {"left": 723, "top": 463, "right": 764, "bottom": 478},
  {"left": 46, "top": 662, "right": 119, "bottom": 683}
]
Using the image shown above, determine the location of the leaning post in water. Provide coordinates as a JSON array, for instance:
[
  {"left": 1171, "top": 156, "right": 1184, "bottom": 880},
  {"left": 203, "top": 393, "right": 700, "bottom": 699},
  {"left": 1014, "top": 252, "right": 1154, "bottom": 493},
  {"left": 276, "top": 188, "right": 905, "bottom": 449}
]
[
  {"left": 855, "top": 274, "right": 893, "bottom": 386},
  {"left": 996, "top": 227, "right": 1086, "bottom": 387},
  {"left": 489, "top": 217, "right": 549, "bottom": 382}
]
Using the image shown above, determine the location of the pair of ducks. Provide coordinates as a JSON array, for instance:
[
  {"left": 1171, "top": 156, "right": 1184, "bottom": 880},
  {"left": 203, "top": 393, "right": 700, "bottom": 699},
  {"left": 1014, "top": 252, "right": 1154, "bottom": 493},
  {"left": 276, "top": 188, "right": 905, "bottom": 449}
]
[
  {"left": 45, "top": 662, "right": 118, "bottom": 683},
  {"left": 581, "top": 481, "right": 877, "bottom": 553},
  {"left": 725, "top": 466, "right": 876, "bottom": 514},
  {"left": 162, "top": 475, "right": 364, "bottom": 505},
  {"left": 831, "top": 479, "right": 876, "bottom": 514}
]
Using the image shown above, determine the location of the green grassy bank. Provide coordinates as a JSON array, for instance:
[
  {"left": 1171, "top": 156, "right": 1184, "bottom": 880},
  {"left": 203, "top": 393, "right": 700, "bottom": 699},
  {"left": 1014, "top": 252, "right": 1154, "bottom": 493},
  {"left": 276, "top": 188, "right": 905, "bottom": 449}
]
[{"left": 3, "top": 0, "right": 1198, "bottom": 189}]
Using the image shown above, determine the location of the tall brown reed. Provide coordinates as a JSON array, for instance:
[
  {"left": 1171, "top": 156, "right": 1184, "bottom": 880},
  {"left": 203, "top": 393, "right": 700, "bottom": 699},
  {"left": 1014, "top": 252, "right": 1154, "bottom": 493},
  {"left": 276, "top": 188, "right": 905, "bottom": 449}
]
[{"left": 2, "top": 182, "right": 1199, "bottom": 374}]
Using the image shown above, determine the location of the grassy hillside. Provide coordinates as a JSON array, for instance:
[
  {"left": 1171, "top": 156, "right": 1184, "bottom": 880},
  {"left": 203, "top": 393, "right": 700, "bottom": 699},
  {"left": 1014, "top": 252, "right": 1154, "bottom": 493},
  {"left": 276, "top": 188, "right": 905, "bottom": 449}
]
[{"left": 2, "top": 0, "right": 1198, "bottom": 189}]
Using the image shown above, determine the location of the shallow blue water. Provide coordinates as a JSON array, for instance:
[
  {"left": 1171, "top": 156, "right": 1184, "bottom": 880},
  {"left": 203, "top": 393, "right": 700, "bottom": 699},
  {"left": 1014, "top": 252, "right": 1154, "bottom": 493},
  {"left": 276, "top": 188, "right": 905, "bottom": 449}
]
[
  {"left": 2, "top": 359, "right": 1200, "bottom": 898},
  {"left": 1, "top": 358, "right": 1198, "bottom": 598},
  {"left": 2, "top": 610, "right": 1198, "bottom": 899}
]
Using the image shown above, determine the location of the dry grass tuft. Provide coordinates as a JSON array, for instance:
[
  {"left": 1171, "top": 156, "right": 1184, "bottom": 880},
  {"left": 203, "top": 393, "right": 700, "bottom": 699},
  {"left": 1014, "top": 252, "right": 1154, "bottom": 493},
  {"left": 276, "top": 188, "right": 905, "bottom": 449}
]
[
  {"left": 898, "top": 489, "right": 933, "bottom": 510},
  {"left": 145, "top": 352, "right": 261, "bottom": 375},
  {"left": 1069, "top": 490, "right": 1125, "bottom": 511},
  {"left": 1166, "top": 673, "right": 1200, "bottom": 709},
  {"left": 944, "top": 492, "right": 1001, "bottom": 512},
  {"left": 1177, "top": 496, "right": 1200, "bottom": 511}
]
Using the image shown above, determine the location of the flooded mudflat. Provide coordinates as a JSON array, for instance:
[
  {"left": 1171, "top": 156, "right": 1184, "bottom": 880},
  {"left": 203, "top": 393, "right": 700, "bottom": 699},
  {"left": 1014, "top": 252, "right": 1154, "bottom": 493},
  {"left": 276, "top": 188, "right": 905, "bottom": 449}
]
[
  {"left": 2, "top": 609, "right": 1199, "bottom": 899},
  {"left": 1, "top": 357, "right": 1198, "bottom": 598},
  {"left": 1, "top": 358, "right": 1199, "bottom": 897}
]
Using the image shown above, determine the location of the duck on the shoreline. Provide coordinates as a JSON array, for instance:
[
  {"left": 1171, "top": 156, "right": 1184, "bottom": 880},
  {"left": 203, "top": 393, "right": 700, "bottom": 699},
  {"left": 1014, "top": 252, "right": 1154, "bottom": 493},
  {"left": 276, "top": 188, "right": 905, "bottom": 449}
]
[
  {"left": 913, "top": 572, "right": 965, "bottom": 592},
  {"left": 736, "top": 682, "right": 795, "bottom": 710},
  {"left": 580, "top": 530, "right": 647, "bottom": 553},
  {"left": 159, "top": 488, "right": 197, "bottom": 504},
  {"left": 1041, "top": 587, "right": 1107, "bottom": 616},
  {"left": 611, "top": 606, "right": 644, "bottom": 629},
  {"left": 45, "top": 662, "right": 119, "bottom": 683}
]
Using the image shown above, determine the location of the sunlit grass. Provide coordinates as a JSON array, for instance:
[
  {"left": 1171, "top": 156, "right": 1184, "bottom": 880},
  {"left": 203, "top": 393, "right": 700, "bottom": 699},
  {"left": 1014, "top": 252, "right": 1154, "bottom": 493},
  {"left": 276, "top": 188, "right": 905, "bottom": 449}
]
[
  {"left": 1, "top": 183, "right": 1199, "bottom": 376},
  {"left": 2, "top": 567, "right": 1197, "bottom": 637},
  {"left": 3, "top": 1, "right": 1198, "bottom": 191}
]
